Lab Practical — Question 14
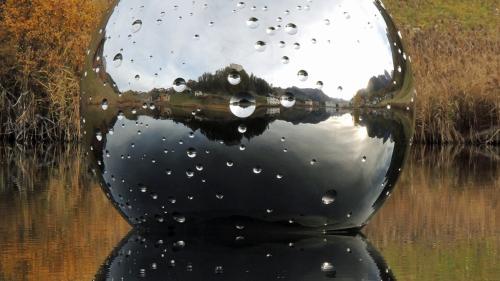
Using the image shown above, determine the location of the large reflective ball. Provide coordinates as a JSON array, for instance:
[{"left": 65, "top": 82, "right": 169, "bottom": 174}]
[{"left": 81, "top": 0, "right": 415, "bottom": 232}]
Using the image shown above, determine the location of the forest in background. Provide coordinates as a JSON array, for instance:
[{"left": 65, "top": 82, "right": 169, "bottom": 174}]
[{"left": 0, "top": 0, "right": 498, "bottom": 144}]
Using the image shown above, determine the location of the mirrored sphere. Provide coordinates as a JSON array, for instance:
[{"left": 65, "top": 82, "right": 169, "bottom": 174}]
[{"left": 81, "top": 0, "right": 415, "bottom": 232}]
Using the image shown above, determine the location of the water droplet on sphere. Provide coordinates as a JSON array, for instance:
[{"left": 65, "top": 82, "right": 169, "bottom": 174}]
[
  {"left": 173, "top": 240, "right": 186, "bottom": 249},
  {"left": 236, "top": 2, "right": 246, "bottom": 9},
  {"left": 173, "top": 78, "right": 187, "bottom": 93},
  {"left": 253, "top": 166, "right": 262, "bottom": 174},
  {"left": 285, "top": 23, "right": 298, "bottom": 35},
  {"left": 113, "top": 53, "right": 123, "bottom": 67},
  {"left": 173, "top": 213, "right": 186, "bottom": 223},
  {"left": 132, "top": 19, "right": 142, "bottom": 33},
  {"left": 254, "top": 41, "right": 267, "bottom": 52},
  {"left": 238, "top": 124, "right": 247, "bottom": 133},
  {"left": 321, "top": 262, "right": 335, "bottom": 273},
  {"left": 322, "top": 190, "right": 337, "bottom": 205},
  {"left": 246, "top": 17, "right": 259, "bottom": 29},
  {"left": 266, "top": 26, "right": 276, "bottom": 35},
  {"left": 280, "top": 93, "right": 296, "bottom": 108},
  {"left": 214, "top": 265, "right": 224, "bottom": 274},
  {"left": 186, "top": 148, "right": 197, "bottom": 158},
  {"left": 297, "top": 70, "right": 309, "bottom": 81},
  {"left": 227, "top": 70, "right": 241, "bottom": 85},
  {"left": 101, "top": 99, "right": 109, "bottom": 110}
]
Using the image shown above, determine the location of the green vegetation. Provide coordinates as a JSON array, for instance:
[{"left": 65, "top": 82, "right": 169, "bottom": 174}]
[{"left": 384, "top": 0, "right": 498, "bottom": 29}]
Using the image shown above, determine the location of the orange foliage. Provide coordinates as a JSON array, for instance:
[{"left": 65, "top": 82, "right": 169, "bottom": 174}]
[
  {"left": 0, "top": 0, "right": 111, "bottom": 142},
  {"left": 2, "top": 0, "right": 107, "bottom": 74}
]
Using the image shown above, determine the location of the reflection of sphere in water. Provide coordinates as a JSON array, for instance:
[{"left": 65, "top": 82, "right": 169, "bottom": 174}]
[
  {"left": 280, "top": 93, "right": 296, "bottom": 108},
  {"left": 80, "top": 0, "right": 415, "bottom": 233},
  {"left": 94, "top": 231, "right": 396, "bottom": 281},
  {"left": 229, "top": 92, "right": 256, "bottom": 118}
]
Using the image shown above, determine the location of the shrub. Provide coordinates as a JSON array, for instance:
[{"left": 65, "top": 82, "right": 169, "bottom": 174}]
[{"left": 0, "top": 0, "right": 110, "bottom": 142}]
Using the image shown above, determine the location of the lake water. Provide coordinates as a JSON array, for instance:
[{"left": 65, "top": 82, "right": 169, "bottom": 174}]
[{"left": 0, "top": 145, "right": 498, "bottom": 281}]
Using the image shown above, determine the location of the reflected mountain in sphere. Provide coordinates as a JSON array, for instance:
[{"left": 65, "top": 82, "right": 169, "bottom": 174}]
[
  {"left": 81, "top": 0, "right": 415, "bottom": 232},
  {"left": 94, "top": 230, "right": 396, "bottom": 281}
]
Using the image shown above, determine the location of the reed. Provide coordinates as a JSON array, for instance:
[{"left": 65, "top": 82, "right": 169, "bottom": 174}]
[{"left": 385, "top": 0, "right": 499, "bottom": 144}]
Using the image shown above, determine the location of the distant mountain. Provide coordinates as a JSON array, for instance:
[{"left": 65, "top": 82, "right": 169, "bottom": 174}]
[
  {"left": 284, "top": 87, "right": 347, "bottom": 104},
  {"left": 366, "top": 71, "right": 392, "bottom": 93}
]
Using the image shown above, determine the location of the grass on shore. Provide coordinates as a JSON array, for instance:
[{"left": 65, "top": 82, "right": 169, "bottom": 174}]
[
  {"left": 0, "top": 0, "right": 498, "bottom": 144},
  {"left": 384, "top": 0, "right": 499, "bottom": 144}
]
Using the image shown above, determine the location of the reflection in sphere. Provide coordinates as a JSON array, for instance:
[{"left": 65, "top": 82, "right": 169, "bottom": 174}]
[{"left": 80, "top": 0, "right": 415, "bottom": 232}]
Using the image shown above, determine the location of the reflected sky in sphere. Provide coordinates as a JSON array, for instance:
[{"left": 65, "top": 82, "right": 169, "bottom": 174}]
[{"left": 101, "top": 0, "right": 396, "bottom": 100}]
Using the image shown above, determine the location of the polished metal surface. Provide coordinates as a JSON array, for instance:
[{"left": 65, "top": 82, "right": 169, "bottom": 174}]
[{"left": 81, "top": 0, "right": 415, "bottom": 232}]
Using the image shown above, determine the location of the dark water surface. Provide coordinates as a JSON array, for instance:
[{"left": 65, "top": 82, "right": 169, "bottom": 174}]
[{"left": 0, "top": 145, "right": 498, "bottom": 281}]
